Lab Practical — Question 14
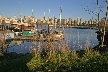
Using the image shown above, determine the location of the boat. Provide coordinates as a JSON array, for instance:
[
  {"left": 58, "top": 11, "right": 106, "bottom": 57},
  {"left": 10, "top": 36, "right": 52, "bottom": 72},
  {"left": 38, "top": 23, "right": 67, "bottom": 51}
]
[
  {"left": 50, "top": 7, "right": 64, "bottom": 40},
  {"left": 50, "top": 29, "right": 64, "bottom": 39},
  {"left": 11, "top": 27, "right": 22, "bottom": 36},
  {"left": 22, "top": 29, "right": 34, "bottom": 37}
]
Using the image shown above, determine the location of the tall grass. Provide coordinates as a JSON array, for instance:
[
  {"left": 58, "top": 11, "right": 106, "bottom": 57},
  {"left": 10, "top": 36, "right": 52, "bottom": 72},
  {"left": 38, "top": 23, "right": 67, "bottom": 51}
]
[{"left": 26, "top": 34, "right": 108, "bottom": 72}]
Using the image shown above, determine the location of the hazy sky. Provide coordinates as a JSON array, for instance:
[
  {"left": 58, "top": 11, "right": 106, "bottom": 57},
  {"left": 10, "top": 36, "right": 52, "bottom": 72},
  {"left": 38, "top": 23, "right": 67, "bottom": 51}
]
[{"left": 0, "top": 0, "right": 105, "bottom": 20}]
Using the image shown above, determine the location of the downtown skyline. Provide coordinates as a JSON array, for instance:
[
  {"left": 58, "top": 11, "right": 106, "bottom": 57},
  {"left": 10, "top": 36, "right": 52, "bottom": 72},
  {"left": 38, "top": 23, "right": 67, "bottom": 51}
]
[{"left": 0, "top": 0, "right": 106, "bottom": 20}]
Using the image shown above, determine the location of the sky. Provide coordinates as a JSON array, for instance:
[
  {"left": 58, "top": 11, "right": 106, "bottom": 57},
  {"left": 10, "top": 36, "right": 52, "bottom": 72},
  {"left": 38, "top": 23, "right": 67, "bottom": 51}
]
[{"left": 0, "top": 0, "right": 106, "bottom": 21}]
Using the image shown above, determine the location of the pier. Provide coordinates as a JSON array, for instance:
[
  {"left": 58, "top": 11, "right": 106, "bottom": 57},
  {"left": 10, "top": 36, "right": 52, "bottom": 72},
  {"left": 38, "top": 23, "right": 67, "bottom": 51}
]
[{"left": 13, "top": 36, "right": 63, "bottom": 41}]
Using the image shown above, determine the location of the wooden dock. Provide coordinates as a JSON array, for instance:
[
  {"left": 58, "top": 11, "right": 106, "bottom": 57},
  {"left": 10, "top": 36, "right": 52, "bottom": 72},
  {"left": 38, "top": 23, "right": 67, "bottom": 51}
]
[{"left": 13, "top": 36, "right": 62, "bottom": 41}]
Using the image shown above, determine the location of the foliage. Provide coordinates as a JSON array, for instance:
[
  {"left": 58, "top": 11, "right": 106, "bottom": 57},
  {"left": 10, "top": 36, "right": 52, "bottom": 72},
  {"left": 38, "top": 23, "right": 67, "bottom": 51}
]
[
  {"left": 27, "top": 48, "right": 108, "bottom": 72},
  {"left": 0, "top": 48, "right": 108, "bottom": 72}
]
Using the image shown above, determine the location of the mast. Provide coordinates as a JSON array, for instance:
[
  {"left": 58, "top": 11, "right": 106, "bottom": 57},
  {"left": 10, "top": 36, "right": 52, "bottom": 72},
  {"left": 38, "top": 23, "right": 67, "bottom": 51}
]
[
  {"left": 48, "top": 9, "right": 50, "bottom": 33},
  {"left": 43, "top": 12, "right": 45, "bottom": 23},
  {"left": 54, "top": 16, "right": 56, "bottom": 28},
  {"left": 44, "top": 12, "right": 45, "bottom": 17},
  {"left": 32, "top": 9, "right": 34, "bottom": 17},
  {"left": 19, "top": 2, "right": 21, "bottom": 19},
  {"left": 32, "top": 9, "right": 34, "bottom": 23},
  {"left": 60, "top": 6, "right": 62, "bottom": 28}
]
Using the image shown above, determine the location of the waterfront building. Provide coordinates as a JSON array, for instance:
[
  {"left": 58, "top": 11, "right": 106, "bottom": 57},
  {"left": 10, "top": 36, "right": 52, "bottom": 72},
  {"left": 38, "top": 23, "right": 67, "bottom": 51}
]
[
  {"left": 74, "top": 20, "right": 77, "bottom": 26},
  {"left": 91, "top": 19, "right": 94, "bottom": 25},
  {"left": 89, "top": 19, "right": 92, "bottom": 25},
  {"left": 55, "top": 18, "right": 57, "bottom": 24},
  {"left": 3, "top": 17, "right": 10, "bottom": 24},
  {"left": 51, "top": 19, "right": 54, "bottom": 24},
  {"left": 69, "top": 18, "right": 72, "bottom": 26},
  {"left": 31, "top": 17, "right": 35, "bottom": 23},
  {"left": 13, "top": 19, "right": 18, "bottom": 24},
  {"left": 88, "top": 20, "right": 90, "bottom": 25},
  {"left": 80, "top": 18, "right": 83, "bottom": 25},
  {"left": 77, "top": 17, "right": 80, "bottom": 25},
  {"left": 64, "top": 18, "right": 67, "bottom": 25},
  {"left": 61, "top": 19, "right": 65, "bottom": 25},
  {"left": 85, "top": 21, "right": 88, "bottom": 25},
  {"left": 66, "top": 19, "right": 69, "bottom": 24}
]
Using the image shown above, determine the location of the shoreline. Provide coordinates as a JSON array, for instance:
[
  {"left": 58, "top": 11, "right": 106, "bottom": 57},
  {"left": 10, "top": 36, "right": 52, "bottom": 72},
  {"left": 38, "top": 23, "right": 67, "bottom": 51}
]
[{"left": 37, "top": 25, "right": 99, "bottom": 30}]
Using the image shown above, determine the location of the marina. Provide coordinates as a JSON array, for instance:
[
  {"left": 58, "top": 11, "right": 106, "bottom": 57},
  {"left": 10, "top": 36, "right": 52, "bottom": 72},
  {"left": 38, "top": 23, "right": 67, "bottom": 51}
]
[{"left": 6, "top": 28, "right": 98, "bottom": 54}]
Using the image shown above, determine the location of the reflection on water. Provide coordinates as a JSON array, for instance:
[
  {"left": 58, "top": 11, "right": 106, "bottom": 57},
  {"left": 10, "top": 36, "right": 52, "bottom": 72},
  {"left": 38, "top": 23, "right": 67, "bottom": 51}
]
[
  {"left": 7, "top": 26, "right": 99, "bottom": 54},
  {"left": 64, "top": 28, "right": 98, "bottom": 50}
]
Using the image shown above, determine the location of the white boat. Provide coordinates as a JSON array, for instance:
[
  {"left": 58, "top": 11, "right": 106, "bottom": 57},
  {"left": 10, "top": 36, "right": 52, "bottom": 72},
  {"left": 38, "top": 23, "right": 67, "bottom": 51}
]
[{"left": 50, "top": 29, "right": 64, "bottom": 39}]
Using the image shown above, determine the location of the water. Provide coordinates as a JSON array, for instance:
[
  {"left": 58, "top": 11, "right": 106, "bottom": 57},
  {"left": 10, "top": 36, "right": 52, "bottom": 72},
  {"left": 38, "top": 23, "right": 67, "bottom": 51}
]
[
  {"left": 64, "top": 28, "right": 98, "bottom": 50},
  {"left": 7, "top": 26, "right": 99, "bottom": 54}
]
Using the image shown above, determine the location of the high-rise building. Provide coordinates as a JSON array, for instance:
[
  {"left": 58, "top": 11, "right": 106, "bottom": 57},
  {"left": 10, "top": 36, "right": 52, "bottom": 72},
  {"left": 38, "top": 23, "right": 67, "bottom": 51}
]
[
  {"left": 66, "top": 19, "right": 69, "bottom": 24},
  {"left": 69, "top": 18, "right": 72, "bottom": 25},
  {"left": 85, "top": 21, "right": 88, "bottom": 25},
  {"left": 74, "top": 20, "right": 77, "bottom": 26},
  {"left": 64, "top": 18, "right": 67, "bottom": 24},
  {"left": 77, "top": 17, "right": 80, "bottom": 25},
  {"left": 80, "top": 18, "right": 82, "bottom": 25}
]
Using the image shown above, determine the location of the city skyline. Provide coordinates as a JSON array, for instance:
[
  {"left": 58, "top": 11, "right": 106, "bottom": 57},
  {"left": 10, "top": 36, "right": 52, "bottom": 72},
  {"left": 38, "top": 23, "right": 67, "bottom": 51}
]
[{"left": 0, "top": 0, "right": 105, "bottom": 20}]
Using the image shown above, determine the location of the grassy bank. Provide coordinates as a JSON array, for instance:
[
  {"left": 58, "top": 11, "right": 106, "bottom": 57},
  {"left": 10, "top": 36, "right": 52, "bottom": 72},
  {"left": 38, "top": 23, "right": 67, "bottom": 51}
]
[
  {"left": 0, "top": 48, "right": 108, "bottom": 72},
  {"left": 0, "top": 40, "right": 108, "bottom": 72}
]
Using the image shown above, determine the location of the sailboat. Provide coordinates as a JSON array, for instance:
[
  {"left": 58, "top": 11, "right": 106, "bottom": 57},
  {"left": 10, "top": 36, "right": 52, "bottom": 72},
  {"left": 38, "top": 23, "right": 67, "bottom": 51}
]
[{"left": 50, "top": 7, "right": 65, "bottom": 40}]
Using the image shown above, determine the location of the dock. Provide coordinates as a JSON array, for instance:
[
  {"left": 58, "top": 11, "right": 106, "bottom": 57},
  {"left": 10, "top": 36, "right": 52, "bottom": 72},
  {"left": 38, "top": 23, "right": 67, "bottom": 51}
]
[{"left": 13, "top": 36, "right": 63, "bottom": 42}]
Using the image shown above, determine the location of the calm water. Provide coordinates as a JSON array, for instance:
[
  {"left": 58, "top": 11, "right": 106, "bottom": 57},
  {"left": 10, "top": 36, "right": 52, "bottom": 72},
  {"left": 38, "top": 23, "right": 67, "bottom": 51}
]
[{"left": 7, "top": 26, "right": 99, "bottom": 54}]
